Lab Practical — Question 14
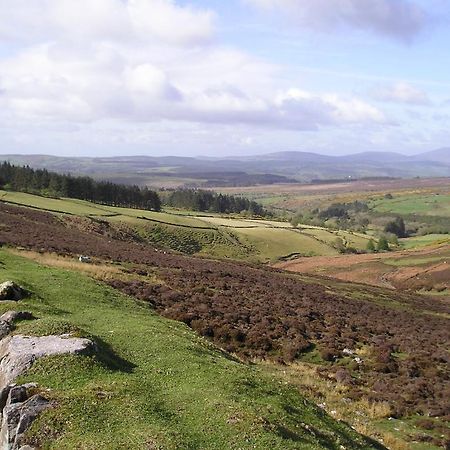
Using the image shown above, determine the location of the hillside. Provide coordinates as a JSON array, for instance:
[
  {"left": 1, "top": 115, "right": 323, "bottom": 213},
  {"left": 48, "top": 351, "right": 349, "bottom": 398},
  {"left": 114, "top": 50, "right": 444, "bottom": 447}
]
[
  {"left": 0, "top": 190, "right": 373, "bottom": 261},
  {"left": 0, "top": 250, "right": 382, "bottom": 450},
  {"left": 0, "top": 201, "right": 449, "bottom": 448},
  {"left": 2, "top": 148, "right": 450, "bottom": 187}
]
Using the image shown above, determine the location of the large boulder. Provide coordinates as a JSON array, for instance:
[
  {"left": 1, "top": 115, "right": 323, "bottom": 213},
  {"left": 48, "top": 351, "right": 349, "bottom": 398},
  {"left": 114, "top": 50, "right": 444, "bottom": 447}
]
[
  {"left": 0, "top": 283, "right": 27, "bottom": 302},
  {"left": 0, "top": 335, "right": 94, "bottom": 388}
]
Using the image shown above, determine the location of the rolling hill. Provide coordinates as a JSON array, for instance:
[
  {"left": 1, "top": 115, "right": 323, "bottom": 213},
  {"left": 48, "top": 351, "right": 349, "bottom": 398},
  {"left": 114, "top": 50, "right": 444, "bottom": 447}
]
[{"left": 1, "top": 148, "right": 449, "bottom": 187}]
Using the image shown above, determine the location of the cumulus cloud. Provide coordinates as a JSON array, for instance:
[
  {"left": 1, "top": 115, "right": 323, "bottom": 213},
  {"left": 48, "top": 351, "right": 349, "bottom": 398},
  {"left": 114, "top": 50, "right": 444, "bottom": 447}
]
[
  {"left": 0, "top": 40, "right": 386, "bottom": 130},
  {"left": 245, "top": 0, "right": 428, "bottom": 42},
  {"left": 0, "top": 0, "right": 215, "bottom": 46},
  {"left": 371, "top": 82, "right": 431, "bottom": 105},
  {"left": 0, "top": 0, "right": 388, "bottom": 143}
]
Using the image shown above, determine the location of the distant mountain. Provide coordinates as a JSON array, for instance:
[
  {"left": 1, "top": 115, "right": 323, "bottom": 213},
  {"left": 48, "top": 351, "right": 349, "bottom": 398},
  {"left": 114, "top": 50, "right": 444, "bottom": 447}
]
[
  {"left": 413, "top": 148, "right": 450, "bottom": 164},
  {"left": 1, "top": 148, "right": 449, "bottom": 186}
]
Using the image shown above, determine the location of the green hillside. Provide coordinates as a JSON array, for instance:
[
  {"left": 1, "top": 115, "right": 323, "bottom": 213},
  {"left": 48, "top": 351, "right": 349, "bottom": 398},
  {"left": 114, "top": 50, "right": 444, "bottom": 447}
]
[
  {"left": 0, "top": 250, "right": 381, "bottom": 450},
  {"left": 0, "top": 190, "right": 373, "bottom": 261}
]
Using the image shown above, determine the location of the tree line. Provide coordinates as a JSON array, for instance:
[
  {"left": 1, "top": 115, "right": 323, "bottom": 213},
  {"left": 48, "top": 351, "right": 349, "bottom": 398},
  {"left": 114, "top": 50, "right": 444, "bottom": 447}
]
[
  {"left": 0, "top": 162, "right": 162, "bottom": 211},
  {"left": 0, "top": 162, "right": 267, "bottom": 216},
  {"left": 163, "top": 189, "right": 266, "bottom": 215}
]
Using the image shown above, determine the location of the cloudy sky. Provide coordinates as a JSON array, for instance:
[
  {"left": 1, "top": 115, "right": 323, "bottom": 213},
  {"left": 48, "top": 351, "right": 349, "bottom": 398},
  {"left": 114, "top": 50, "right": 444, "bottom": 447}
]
[{"left": 0, "top": 0, "right": 449, "bottom": 157}]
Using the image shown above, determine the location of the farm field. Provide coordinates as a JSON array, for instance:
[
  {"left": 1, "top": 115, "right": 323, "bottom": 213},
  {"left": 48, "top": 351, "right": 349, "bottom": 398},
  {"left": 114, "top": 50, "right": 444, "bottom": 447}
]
[
  {"left": 1, "top": 201, "right": 449, "bottom": 449},
  {"left": 0, "top": 190, "right": 374, "bottom": 261},
  {"left": 215, "top": 177, "right": 450, "bottom": 210},
  {"left": 371, "top": 193, "right": 450, "bottom": 216}
]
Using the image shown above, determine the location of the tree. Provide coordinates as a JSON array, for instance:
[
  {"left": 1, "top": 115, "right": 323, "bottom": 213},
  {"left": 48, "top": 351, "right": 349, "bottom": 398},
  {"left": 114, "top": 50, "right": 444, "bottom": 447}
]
[
  {"left": 384, "top": 217, "right": 406, "bottom": 238},
  {"left": 377, "top": 236, "right": 390, "bottom": 252},
  {"left": 366, "top": 239, "right": 376, "bottom": 253}
]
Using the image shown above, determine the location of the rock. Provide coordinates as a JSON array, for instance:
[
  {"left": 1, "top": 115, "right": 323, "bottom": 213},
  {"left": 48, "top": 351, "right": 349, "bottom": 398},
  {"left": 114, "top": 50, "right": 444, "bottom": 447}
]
[
  {"left": 0, "top": 283, "right": 27, "bottom": 302},
  {"left": 7, "top": 386, "right": 28, "bottom": 405},
  {"left": 0, "top": 335, "right": 94, "bottom": 388},
  {"left": 1, "top": 393, "right": 50, "bottom": 450},
  {"left": 0, "top": 321, "right": 12, "bottom": 340},
  {"left": 0, "top": 312, "right": 34, "bottom": 324},
  {"left": 335, "top": 368, "right": 353, "bottom": 386}
]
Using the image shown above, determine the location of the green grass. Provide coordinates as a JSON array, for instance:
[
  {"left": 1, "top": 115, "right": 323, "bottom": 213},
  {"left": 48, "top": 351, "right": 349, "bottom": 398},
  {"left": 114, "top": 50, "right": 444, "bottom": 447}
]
[
  {"left": 0, "top": 250, "right": 381, "bottom": 449},
  {"left": 371, "top": 193, "right": 450, "bottom": 217},
  {"left": 400, "top": 234, "right": 450, "bottom": 249},
  {"left": 234, "top": 228, "right": 338, "bottom": 262},
  {"left": 0, "top": 190, "right": 372, "bottom": 261},
  {"left": 0, "top": 190, "right": 113, "bottom": 216}
]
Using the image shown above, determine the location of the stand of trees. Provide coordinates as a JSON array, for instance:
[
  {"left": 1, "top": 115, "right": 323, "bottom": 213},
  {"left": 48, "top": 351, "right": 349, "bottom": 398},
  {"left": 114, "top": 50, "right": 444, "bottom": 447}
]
[
  {"left": 164, "top": 189, "right": 266, "bottom": 215},
  {"left": 0, "top": 162, "right": 161, "bottom": 211}
]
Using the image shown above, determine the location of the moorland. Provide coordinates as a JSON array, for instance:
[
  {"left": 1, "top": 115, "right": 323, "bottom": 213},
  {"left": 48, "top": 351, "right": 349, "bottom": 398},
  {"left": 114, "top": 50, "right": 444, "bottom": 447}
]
[{"left": 0, "top": 158, "right": 449, "bottom": 449}]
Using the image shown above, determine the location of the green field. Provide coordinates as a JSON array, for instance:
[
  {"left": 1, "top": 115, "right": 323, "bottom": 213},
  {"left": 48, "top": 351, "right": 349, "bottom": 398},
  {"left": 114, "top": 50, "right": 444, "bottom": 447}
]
[
  {"left": 234, "top": 228, "right": 338, "bottom": 260},
  {"left": 0, "top": 250, "right": 380, "bottom": 450},
  {"left": 0, "top": 190, "right": 374, "bottom": 261},
  {"left": 400, "top": 234, "right": 450, "bottom": 249},
  {"left": 371, "top": 193, "right": 450, "bottom": 217}
]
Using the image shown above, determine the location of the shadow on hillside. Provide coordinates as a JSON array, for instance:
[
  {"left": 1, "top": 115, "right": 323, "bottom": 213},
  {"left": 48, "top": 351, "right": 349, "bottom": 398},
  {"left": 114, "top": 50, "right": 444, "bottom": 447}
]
[
  {"left": 93, "top": 336, "right": 136, "bottom": 373},
  {"left": 281, "top": 404, "right": 387, "bottom": 449}
]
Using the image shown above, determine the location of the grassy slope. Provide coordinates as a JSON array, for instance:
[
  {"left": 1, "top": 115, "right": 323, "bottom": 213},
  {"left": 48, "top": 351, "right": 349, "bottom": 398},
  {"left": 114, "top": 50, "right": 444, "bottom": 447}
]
[
  {"left": 371, "top": 193, "right": 450, "bottom": 217},
  {"left": 0, "top": 250, "right": 381, "bottom": 450},
  {"left": 0, "top": 190, "right": 372, "bottom": 261}
]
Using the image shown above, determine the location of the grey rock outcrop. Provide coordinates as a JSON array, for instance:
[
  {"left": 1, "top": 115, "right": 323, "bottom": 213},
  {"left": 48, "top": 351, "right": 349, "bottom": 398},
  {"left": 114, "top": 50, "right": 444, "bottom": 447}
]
[
  {"left": 0, "top": 325, "right": 94, "bottom": 450},
  {"left": 0, "top": 312, "right": 34, "bottom": 342},
  {"left": 0, "top": 313, "right": 34, "bottom": 325},
  {"left": 0, "top": 335, "right": 94, "bottom": 388},
  {"left": 0, "top": 385, "right": 50, "bottom": 450},
  {"left": 0, "top": 283, "right": 27, "bottom": 302}
]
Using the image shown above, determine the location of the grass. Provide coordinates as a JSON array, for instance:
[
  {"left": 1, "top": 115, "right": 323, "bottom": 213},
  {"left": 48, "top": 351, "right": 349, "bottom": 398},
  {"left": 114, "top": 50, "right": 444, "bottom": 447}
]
[
  {"left": 400, "top": 234, "right": 450, "bottom": 249},
  {"left": 0, "top": 249, "right": 382, "bottom": 450},
  {"left": 371, "top": 193, "right": 450, "bottom": 217},
  {"left": 264, "top": 362, "right": 444, "bottom": 450},
  {"left": 0, "top": 190, "right": 373, "bottom": 261},
  {"left": 234, "top": 228, "right": 338, "bottom": 262}
]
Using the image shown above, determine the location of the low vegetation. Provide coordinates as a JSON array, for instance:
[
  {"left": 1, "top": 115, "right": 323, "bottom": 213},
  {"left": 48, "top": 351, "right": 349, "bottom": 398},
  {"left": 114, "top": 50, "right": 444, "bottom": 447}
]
[
  {"left": 0, "top": 250, "right": 387, "bottom": 449},
  {"left": 0, "top": 202, "right": 449, "bottom": 449}
]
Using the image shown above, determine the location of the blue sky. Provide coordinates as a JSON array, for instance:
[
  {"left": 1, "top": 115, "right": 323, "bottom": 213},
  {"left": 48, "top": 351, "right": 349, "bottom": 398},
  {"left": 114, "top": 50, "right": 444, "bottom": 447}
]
[{"left": 0, "top": 0, "right": 449, "bottom": 157}]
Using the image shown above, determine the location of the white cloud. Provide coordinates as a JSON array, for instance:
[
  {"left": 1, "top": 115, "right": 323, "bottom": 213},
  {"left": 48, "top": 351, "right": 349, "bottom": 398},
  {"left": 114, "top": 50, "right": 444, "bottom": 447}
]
[
  {"left": 0, "top": 0, "right": 215, "bottom": 46},
  {"left": 0, "top": 0, "right": 391, "bottom": 157},
  {"left": 245, "top": 0, "right": 427, "bottom": 42},
  {"left": 371, "top": 82, "right": 431, "bottom": 105}
]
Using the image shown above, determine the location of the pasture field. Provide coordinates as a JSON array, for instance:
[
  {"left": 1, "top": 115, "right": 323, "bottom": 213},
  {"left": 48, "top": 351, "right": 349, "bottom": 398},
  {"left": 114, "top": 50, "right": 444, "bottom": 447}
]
[
  {"left": 400, "top": 234, "right": 450, "bottom": 249},
  {"left": 277, "top": 243, "right": 450, "bottom": 296},
  {"left": 0, "top": 190, "right": 373, "bottom": 261},
  {"left": 0, "top": 190, "right": 113, "bottom": 216},
  {"left": 371, "top": 193, "right": 450, "bottom": 216},
  {"left": 233, "top": 227, "right": 338, "bottom": 260}
]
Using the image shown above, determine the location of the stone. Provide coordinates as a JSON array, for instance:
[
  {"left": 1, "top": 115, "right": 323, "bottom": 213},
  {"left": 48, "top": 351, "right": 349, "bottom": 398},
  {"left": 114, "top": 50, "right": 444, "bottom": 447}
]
[
  {"left": 0, "top": 312, "right": 34, "bottom": 324},
  {"left": 1, "top": 393, "right": 50, "bottom": 450},
  {"left": 0, "top": 282, "right": 27, "bottom": 302},
  {"left": 0, "top": 321, "right": 12, "bottom": 340},
  {"left": 7, "top": 386, "right": 28, "bottom": 405},
  {"left": 0, "top": 335, "right": 94, "bottom": 388}
]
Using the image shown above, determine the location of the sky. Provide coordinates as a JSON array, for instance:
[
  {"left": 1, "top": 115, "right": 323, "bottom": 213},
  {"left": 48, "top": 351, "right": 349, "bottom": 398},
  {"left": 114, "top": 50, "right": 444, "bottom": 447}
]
[{"left": 0, "top": 0, "right": 449, "bottom": 157}]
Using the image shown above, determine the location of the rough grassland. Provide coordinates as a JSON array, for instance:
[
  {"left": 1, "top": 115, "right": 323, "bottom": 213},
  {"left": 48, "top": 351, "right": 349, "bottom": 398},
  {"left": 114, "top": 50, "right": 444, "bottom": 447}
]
[
  {"left": 371, "top": 194, "right": 450, "bottom": 217},
  {"left": 0, "top": 191, "right": 372, "bottom": 261},
  {"left": 0, "top": 250, "right": 381, "bottom": 450}
]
